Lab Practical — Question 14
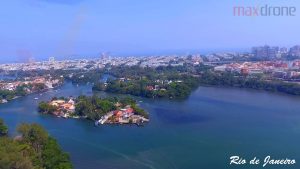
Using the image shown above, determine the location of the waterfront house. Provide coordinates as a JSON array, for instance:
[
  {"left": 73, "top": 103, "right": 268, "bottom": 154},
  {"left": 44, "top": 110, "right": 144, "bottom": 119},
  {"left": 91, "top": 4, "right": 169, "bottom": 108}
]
[
  {"left": 50, "top": 100, "right": 65, "bottom": 107},
  {"left": 146, "top": 86, "right": 154, "bottom": 91}
]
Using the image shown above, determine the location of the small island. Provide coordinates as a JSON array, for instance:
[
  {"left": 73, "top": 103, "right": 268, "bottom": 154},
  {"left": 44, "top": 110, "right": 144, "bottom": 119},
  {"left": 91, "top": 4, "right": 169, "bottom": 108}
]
[
  {"left": 38, "top": 96, "right": 149, "bottom": 126},
  {"left": 92, "top": 66, "right": 200, "bottom": 99}
]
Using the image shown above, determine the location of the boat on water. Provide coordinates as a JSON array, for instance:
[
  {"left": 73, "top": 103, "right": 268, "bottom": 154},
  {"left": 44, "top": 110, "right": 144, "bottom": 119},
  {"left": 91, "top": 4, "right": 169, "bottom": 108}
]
[
  {"left": 95, "top": 116, "right": 106, "bottom": 126},
  {"left": 34, "top": 97, "right": 39, "bottom": 100}
]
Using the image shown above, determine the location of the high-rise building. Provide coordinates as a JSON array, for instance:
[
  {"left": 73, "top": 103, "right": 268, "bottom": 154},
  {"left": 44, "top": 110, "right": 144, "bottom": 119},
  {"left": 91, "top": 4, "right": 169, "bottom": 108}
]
[
  {"left": 268, "top": 47, "right": 279, "bottom": 58},
  {"left": 252, "top": 45, "right": 279, "bottom": 59},
  {"left": 252, "top": 46, "right": 268, "bottom": 58},
  {"left": 280, "top": 47, "right": 288, "bottom": 54},
  {"left": 289, "top": 45, "right": 300, "bottom": 57}
]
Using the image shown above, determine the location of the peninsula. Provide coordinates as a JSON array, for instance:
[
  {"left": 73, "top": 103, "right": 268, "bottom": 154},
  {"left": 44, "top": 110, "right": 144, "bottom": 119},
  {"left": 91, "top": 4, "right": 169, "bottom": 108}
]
[{"left": 0, "top": 76, "right": 63, "bottom": 104}]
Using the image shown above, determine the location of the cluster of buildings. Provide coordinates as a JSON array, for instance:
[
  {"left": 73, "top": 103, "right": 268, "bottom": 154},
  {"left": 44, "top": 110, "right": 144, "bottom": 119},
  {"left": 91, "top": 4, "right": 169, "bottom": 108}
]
[
  {"left": 44, "top": 96, "right": 149, "bottom": 125},
  {"left": 146, "top": 85, "right": 164, "bottom": 91},
  {"left": 0, "top": 77, "right": 61, "bottom": 91},
  {"left": 214, "top": 60, "right": 300, "bottom": 79},
  {"left": 139, "top": 55, "right": 202, "bottom": 67},
  {"left": 251, "top": 45, "right": 300, "bottom": 59},
  {"left": 0, "top": 54, "right": 204, "bottom": 71},
  {"left": 290, "top": 46, "right": 300, "bottom": 57},
  {"left": 97, "top": 55, "right": 202, "bottom": 68},
  {"left": 49, "top": 98, "right": 76, "bottom": 118},
  {"left": 0, "top": 45, "right": 299, "bottom": 73},
  {"left": 0, "top": 81, "right": 24, "bottom": 91},
  {"left": 96, "top": 105, "right": 149, "bottom": 125},
  {"left": 0, "top": 59, "right": 100, "bottom": 71},
  {"left": 112, "top": 106, "right": 134, "bottom": 122},
  {"left": 145, "top": 79, "right": 183, "bottom": 91}
]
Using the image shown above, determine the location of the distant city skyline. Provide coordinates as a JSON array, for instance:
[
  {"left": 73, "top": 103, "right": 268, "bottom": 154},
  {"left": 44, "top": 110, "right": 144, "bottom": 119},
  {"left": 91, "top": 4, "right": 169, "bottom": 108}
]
[
  {"left": 0, "top": 0, "right": 299, "bottom": 63},
  {"left": 1, "top": 45, "right": 300, "bottom": 64}
]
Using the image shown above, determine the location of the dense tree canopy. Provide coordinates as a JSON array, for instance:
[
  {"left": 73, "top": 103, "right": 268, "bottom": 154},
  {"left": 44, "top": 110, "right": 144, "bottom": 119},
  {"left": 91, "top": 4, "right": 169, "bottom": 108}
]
[
  {"left": 93, "top": 66, "right": 201, "bottom": 99},
  {"left": 38, "top": 101, "right": 57, "bottom": 114},
  {"left": 75, "top": 95, "right": 145, "bottom": 120},
  {"left": 0, "top": 119, "right": 8, "bottom": 136},
  {"left": 74, "top": 95, "right": 148, "bottom": 121},
  {"left": 0, "top": 137, "right": 35, "bottom": 169},
  {"left": 0, "top": 120, "right": 72, "bottom": 169},
  {"left": 199, "top": 71, "right": 300, "bottom": 95}
]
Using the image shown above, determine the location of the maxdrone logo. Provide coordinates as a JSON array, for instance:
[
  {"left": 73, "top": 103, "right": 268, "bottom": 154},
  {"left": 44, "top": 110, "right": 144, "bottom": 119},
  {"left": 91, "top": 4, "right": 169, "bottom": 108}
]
[{"left": 233, "top": 4, "right": 296, "bottom": 16}]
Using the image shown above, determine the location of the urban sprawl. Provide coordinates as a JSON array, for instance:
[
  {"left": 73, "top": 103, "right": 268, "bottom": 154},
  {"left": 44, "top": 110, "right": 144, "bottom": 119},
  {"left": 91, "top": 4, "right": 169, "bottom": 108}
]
[{"left": 1, "top": 45, "right": 300, "bottom": 101}]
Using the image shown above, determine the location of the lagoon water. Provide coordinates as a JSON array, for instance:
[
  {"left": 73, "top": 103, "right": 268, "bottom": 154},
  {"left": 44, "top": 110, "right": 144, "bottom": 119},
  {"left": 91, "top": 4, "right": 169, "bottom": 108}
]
[{"left": 1, "top": 82, "right": 300, "bottom": 169}]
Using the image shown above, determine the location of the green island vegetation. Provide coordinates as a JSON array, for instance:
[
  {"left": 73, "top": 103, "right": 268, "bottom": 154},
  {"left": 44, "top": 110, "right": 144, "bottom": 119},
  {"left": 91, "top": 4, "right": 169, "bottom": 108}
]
[
  {"left": 38, "top": 96, "right": 149, "bottom": 125},
  {"left": 0, "top": 118, "right": 72, "bottom": 169},
  {"left": 93, "top": 66, "right": 201, "bottom": 99},
  {"left": 0, "top": 119, "right": 8, "bottom": 136},
  {"left": 199, "top": 71, "right": 300, "bottom": 95},
  {"left": 93, "top": 64, "right": 300, "bottom": 97},
  {"left": 4, "top": 63, "right": 300, "bottom": 101},
  {"left": 63, "top": 70, "right": 103, "bottom": 84}
]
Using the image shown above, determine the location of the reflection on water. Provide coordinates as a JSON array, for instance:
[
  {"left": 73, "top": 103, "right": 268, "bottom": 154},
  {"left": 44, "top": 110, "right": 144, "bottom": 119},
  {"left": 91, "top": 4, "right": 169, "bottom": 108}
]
[{"left": 0, "top": 82, "right": 300, "bottom": 169}]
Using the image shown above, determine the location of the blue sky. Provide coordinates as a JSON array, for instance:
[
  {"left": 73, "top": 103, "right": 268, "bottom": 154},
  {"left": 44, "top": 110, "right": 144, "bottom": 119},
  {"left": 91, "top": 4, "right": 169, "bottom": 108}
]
[{"left": 0, "top": 0, "right": 299, "bottom": 62}]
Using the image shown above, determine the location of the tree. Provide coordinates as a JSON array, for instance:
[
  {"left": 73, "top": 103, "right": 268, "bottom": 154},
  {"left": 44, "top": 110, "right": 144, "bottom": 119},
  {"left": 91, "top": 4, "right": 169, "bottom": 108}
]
[
  {"left": 96, "top": 99, "right": 116, "bottom": 113},
  {"left": 0, "top": 118, "right": 8, "bottom": 136},
  {"left": 42, "top": 137, "right": 72, "bottom": 169},
  {"left": 38, "top": 102, "right": 57, "bottom": 114},
  {"left": 15, "top": 85, "right": 27, "bottom": 96},
  {"left": 0, "top": 137, "right": 35, "bottom": 169},
  {"left": 0, "top": 120, "right": 72, "bottom": 169},
  {"left": 131, "top": 104, "right": 149, "bottom": 119},
  {"left": 119, "top": 97, "right": 136, "bottom": 105},
  {"left": 17, "top": 123, "right": 48, "bottom": 153}
]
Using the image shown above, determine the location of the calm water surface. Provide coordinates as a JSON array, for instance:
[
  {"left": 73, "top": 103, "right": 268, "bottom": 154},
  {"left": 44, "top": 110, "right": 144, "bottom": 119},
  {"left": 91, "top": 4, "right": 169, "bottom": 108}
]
[{"left": 1, "top": 82, "right": 300, "bottom": 169}]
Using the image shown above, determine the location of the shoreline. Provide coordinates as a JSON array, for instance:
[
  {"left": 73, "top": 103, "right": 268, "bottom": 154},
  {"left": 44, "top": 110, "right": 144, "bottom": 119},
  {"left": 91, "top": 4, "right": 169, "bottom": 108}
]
[
  {"left": 0, "top": 83, "right": 63, "bottom": 104},
  {"left": 41, "top": 111, "right": 150, "bottom": 127},
  {"left": 38, "top": 95, "right": 150, "bottom": 127},
  {"left": 197, "top": 83, "right": 300, "bottom": 98}
]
